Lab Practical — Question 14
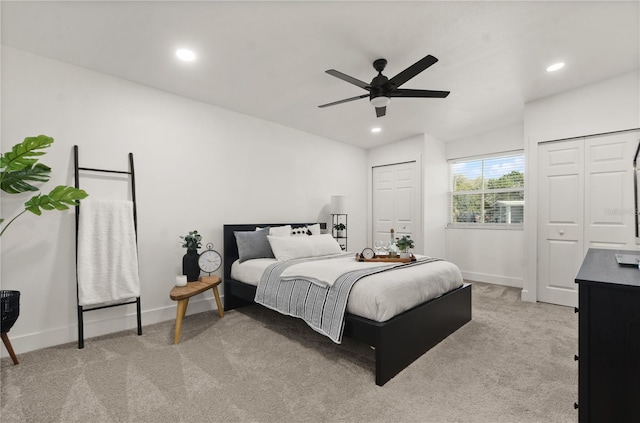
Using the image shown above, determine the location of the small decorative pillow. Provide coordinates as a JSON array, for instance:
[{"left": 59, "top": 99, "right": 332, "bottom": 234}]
[
  {"left": 290, "top": 223, "right": 321, "bottom": 236},
  {"left": 267, "top": 234, "right": 343, "bottom": 261},
  {"left": 234, "top": 227, "right": 275, "bottom": 263},
  {"left": 291, "top": 226, "right": 311, "bottom": 236}
]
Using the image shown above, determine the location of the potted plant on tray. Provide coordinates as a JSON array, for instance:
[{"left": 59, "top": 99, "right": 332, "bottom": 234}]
[{"left": 395, "top": 235, "right": 414, "bottom": 259}]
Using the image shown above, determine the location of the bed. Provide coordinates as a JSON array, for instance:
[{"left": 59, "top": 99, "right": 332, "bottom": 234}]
[{"left": 223, "top": 223, "right": 472, "bottom": 386}]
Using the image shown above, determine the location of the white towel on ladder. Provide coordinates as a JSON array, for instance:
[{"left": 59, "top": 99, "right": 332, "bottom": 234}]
[{"left": 77, "top": 199, "right": 141, "bottom": 306}]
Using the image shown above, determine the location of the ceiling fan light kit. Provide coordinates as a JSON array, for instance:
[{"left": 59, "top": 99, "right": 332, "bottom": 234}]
[
  {"left": 319, "top": 54, "right": 450, "bottom": 118},
  {"left": 370, "top": 96, "right": 391, "bottom": 108}
]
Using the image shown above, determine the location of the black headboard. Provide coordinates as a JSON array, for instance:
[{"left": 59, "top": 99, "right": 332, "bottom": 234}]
[{"left": 223, "top": 223, "right": 327, "bottom": 283}]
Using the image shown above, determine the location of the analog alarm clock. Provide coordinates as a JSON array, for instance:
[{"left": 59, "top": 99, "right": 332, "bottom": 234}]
[
  {"left": 361, "top": 247, "right": 375, "bottom": 260},
  {"left": 198, "top": 243, "right": 222, "bottom": 275}
]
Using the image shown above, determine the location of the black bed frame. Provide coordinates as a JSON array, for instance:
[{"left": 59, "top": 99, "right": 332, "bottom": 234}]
[{"left": 223, "top": 223, "right": 472, "bottom": 386}]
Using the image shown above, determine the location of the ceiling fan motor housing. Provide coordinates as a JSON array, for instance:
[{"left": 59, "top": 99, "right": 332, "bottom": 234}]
[{"left": 370, "top": 72, "right": 392, "bottom": 103}]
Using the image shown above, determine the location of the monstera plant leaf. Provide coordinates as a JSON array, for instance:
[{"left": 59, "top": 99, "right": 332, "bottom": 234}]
[
  {"left": 0, "top": 135, "right": 89, "bottom": 237},
  {"left": 1, "top": 163, "right": 52, "bottom": 194},
  {"left": 0, "top": 135, "right": 53, "bottom": 174},
  {"left": 24, "top": 185, "right": 88, "bottom": 216}
]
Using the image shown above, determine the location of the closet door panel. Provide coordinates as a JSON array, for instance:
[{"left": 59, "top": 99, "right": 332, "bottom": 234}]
[
  {"left": 537, "top": 139, "right": 584, "bottom": 306},
  {"left": 584, "top": 133, "right": 638, "bottom": 252}
]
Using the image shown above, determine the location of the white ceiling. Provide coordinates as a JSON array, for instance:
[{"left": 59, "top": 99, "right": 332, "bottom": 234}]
[{"left": 2, "top": 1, "right": 639, "bottom": 149}]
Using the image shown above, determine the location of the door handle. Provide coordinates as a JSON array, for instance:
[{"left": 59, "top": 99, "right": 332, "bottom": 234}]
[{"left": 559, "top": 230, "right": 565, "bottom": 235}]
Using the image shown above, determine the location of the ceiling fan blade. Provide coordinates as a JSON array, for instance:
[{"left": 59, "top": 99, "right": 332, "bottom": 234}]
[
  {"left": 375, "top": 106, "right": 386, "bottom": 118},
  {"left": 389, "top": 55, "right": 438, "bottom": 88},
  {"left": 325, "top": 69, "right": 371, "bottom": 90},
  {"left": 318, "top": 94, "right": 369, "bottom": 108},
  {"left": 390, "top": 89, "right": 450, "bottom": 98}
]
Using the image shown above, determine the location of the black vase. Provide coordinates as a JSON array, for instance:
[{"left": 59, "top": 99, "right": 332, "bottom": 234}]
[{"left": 182, "top": 250, "right": 200, "bottom": 282}]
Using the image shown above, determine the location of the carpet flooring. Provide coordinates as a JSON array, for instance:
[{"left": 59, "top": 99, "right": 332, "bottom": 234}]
[{"left": 1, "top": 282, "right": 578, "bottom": 422}]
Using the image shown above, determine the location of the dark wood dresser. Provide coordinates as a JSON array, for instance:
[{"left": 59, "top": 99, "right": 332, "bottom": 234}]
[{"left": 575, "top": 248, "right": 640, "bottom": 422}]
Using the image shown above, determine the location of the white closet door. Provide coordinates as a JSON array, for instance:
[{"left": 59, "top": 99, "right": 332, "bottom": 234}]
[
  {"left": 372, "top": 161, "right": 421, "bottom": 250},
  {"left": 537, "top": 139, "right": 584, "bottom": 307},
  {"left": 584, "top": 132, "right": 638, "bottom": 251},
  {"left": 537, "top": 131, "right": 639, "bottom": 307}
]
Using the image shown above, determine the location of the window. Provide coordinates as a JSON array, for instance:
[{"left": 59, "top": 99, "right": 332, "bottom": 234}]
[{"left": 448, "top": 152, "right": 524, "bottom": 227}]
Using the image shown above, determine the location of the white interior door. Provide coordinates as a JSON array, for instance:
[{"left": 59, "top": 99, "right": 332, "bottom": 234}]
[
  {"left": 537, "top": 139, "right": 584, "bottom": 307},
  {"left": 372, "top": 161, "right": 421, "bottom": 251}
]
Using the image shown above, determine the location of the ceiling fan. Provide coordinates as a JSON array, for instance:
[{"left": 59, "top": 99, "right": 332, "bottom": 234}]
[{"left": 318, "top": 54, "right": 450, "bottom": 118}]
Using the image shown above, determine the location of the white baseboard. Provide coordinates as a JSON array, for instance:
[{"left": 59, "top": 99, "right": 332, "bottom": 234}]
[
  {"left": 461, "top": 271, "right": 523, "bottom": 289},
  {"left": 1, "top": 295, "right": 224, "bottom": 358},
  {"left": 520, "top": 288, "right": 536, "bottom": 303}
]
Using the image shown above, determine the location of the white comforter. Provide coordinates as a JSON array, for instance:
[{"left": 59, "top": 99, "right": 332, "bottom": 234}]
[{"left": 231, "top": 254, "right": 464, "bottom": 322}]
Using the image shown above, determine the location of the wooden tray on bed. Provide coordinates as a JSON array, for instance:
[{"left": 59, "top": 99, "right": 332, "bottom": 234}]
[{"left": 355, "top": 253, "right": 416, "bottom": 263}]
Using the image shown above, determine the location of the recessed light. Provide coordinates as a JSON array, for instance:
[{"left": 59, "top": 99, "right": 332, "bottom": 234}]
[
  {"left": 176, "top": 48, "right": 196, "bottom": 62},
  {"left": 546, "top": 62, "right": 565, "bottom": 72},
  {"left": 371, "top": 127, "right": 381, "bottom": 133}
]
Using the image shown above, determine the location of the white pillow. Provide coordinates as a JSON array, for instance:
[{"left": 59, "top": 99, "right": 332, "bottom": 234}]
[
  {"left": 267, "top": 234, "right": 343, "bottom": 261},
  {"left": 266, "top": 225, "right": 291, "bottom": 237},
  {"left": 307, "top": 223, "right": 321, "bottom": 235}
]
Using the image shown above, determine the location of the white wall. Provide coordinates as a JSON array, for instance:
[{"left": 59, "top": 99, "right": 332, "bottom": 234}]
[
  {"left": 523, "top": 70, "right": 640, "bottom": 302},
  {"left": 423, "top": 135, "right": 448, "bottom": 259},
  {"left": 1, "top": 47, "right": 368, "bottom": 355},
  {"left": 445, "top": 123, "right": 525, "bottom": 287},
  {"left": 446, "top": 123, "right": 524, "bottom": 160},
  {"left": 445, "top": 229, "right": 525, "bottom": 287}
]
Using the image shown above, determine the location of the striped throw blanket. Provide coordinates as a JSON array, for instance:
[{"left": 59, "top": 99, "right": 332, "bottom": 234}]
[{"left": 254, "top": 254, "right": 442, "bottom": 343}]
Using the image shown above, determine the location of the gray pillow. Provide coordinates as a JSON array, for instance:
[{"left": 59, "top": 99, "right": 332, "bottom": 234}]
[{"left": 234, "top": 227, "right": 275, "bottom": 263}]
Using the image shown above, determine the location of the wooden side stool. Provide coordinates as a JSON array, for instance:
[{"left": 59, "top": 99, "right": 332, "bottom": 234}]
[{"left": 169, "top": 275, "right": 223, "bottom": 344}]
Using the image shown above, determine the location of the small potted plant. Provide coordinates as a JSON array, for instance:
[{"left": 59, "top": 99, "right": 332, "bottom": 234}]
[
  {"left": 395, "top": 235, "right": 414, "bottom": 259},
  {"left": 180, "top": 230, "right": 202, "bottom": 282},
  {"left": 333, "top": 223, "right": 346, "bottom": 237}
]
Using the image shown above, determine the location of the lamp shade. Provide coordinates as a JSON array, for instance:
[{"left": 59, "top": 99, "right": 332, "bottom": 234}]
[{"left": 330, "top": 195, "right": 347, "bottom": 214}]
